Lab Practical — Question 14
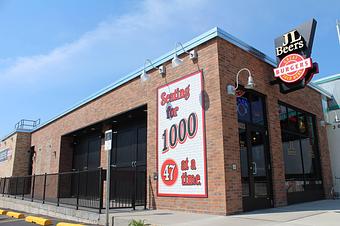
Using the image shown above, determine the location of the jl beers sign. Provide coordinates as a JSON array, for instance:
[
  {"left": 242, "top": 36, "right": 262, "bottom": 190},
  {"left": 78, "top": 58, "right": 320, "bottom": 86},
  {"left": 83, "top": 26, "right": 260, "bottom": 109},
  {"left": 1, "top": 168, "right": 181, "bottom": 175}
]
[{"left": 272, "top": 19, "right": 319, "bottom": 93}]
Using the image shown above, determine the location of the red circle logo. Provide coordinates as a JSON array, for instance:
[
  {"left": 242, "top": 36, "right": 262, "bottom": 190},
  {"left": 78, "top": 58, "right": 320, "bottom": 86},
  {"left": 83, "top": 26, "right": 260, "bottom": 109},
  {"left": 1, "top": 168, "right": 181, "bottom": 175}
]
[
  {"left": 274, "top": 54, "right": 312, "bottom": 83},
  {"left": 161, "top": 159, "right": 178, "bottom": 186}
]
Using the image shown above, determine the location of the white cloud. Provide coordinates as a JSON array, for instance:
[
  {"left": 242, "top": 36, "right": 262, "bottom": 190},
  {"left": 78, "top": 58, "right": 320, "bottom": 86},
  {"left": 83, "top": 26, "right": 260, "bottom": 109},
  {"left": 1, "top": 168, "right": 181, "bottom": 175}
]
[
  {"left": 0, "top": 0, "right": 252, "bottom": 136},
  {"left": 0, "top": 0, "right": 210, "bottom": 85}
]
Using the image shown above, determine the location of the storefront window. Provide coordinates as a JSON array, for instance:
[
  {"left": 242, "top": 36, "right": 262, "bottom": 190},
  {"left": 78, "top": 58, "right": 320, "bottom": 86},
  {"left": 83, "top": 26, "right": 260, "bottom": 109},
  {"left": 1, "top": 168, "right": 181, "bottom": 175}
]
[
  {"left": 279, "top": 103, "right": 323, "bottom": 203},
  {"left": 282, "top": 133, "right": 303, "bottom": 176}
]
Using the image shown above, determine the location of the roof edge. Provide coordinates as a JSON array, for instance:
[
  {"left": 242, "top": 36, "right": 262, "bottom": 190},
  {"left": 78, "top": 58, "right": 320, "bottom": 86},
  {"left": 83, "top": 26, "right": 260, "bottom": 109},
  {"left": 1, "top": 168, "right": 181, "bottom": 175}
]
[
  {"left": 216, "top": 27, "right": 277, "bottom": 66},
  {"left": 13, "top": 26, "right": 329, "bottom": 134},
  {"left": 32, "top": 27, "right": 220, "bottom": 133},
  {"left": 313, "top": 73, "right": 340, "bottom": 84},
  {"left": 1, "top": 129, "right": 32, "bottom": 142}
]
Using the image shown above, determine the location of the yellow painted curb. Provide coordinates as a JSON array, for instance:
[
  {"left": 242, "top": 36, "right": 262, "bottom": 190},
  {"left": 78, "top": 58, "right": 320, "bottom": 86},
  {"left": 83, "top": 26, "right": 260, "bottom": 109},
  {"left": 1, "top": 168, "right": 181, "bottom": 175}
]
[
  {"left": 25, "top": 216, "right": 53, "bottom": 225},
  {"left": 56, "top": 223, "right": 84, "bottom": 226},
  {"left": 6, "top": 211, "right": 24, "bottom": 219},
  {"left": 0, "top": 209, "right": 7, "bottom": 215}
]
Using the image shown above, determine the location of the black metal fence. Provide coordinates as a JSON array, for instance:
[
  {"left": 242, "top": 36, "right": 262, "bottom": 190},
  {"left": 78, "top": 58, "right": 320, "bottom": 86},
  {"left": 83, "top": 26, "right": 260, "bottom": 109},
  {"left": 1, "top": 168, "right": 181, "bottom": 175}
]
[
  {"left": 0, "top": 169, "right": 103, "bottom": 212},
  {"left": 0, "top": 167, "right": 147, "bottom": 213},
  {"left": 109, "top": 166, "right": 146, "bottom": 209}
]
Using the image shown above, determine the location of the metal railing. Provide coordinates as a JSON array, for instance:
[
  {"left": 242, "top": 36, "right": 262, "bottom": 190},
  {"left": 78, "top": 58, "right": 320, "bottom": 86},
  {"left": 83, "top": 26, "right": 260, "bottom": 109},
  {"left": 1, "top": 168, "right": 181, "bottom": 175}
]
[
  {"left": 0, "top": 167, "right": 147, "bottom": 212},
  {"left": 14, "top": 119, "right": 41, "bottom": 130},
  {"left": 0, "top": 168, "right": 104, "bottom": 213}
]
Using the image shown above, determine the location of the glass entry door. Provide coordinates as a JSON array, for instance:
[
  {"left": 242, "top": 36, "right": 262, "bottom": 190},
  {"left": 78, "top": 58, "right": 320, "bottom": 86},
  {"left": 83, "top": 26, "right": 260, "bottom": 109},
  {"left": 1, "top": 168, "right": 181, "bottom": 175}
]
[
  {"left": 237, "top": 91, "right": 272, "bottom": 211},
  {"left": 239, "top": 124, "right": 272, "bottom": 211}
]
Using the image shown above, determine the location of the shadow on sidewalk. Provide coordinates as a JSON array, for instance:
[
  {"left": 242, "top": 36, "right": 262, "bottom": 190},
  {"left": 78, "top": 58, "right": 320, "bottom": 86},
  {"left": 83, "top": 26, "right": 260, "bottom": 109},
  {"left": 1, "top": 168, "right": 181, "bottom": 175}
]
[{"left": 239, "top": 199, "right": 340, "bottom": 215}]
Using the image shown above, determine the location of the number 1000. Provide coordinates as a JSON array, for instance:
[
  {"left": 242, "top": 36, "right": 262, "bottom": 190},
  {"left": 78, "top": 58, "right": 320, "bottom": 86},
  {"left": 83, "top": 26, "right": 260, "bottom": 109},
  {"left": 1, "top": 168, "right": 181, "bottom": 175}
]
[{"left": 162, "top": 112, "right": 198, "bottom": 153}]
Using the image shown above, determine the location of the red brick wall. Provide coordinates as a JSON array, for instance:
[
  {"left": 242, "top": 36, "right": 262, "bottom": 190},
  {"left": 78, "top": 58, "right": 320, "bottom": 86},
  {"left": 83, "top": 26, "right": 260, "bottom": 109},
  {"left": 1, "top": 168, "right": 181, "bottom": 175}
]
[
  {"left": 217, "top": 38, "right": 332, "bottom": 213},
  {"left": 31, "top": 39, "right": 228, "bottom": 215}
]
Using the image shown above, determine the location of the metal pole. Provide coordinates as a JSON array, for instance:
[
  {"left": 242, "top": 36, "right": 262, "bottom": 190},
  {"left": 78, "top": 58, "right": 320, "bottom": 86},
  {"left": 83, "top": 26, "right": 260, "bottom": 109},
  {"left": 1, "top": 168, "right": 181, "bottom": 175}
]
[
  {"left": 7, "top": 178, "right": 10, "bottom": 197},
  {"left": 42, "top": 173, "right": 47, "bottom": 204},
  {"left": 144, "top": 169, "right": 147, "bottom": 210},
  {"left": 22, "top": 177, "right": 25, "bottom": 200},
  {"left": 98, "top": 168, "right": 103, "bottom": 214},
  {"left": 104, "top": 129, "right": 112, "bottom": 226},
  {"left": 132, "top": 166, "right": 136, "bottom": 210},
  {"left": 2, "top": 177, "right": 6, "bottom": 196},
  {"left": 57, "top": 174, "right": 60, "bottom": 206},
  {"left": 14, "top": 177, "right": 18, "bottom": 199},
  {"left": 105, "top": 146, "right": 111, "bottom": 226},
  {"left": 31, "top": 175, "right": 35, "bottom": 202},
  {"left": 76, "top": 170, "right": 80, "bottom": 210}
]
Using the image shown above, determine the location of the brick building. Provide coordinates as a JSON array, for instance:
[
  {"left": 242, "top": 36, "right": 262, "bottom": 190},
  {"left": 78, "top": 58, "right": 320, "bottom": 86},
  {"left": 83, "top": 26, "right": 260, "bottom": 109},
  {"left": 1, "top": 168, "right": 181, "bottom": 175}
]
[
  {"left": 0, "top": 27, "right": 333, "bottom": 214},
  {"left": 0, "top": 130, "right": 32, "bottom": 177}
]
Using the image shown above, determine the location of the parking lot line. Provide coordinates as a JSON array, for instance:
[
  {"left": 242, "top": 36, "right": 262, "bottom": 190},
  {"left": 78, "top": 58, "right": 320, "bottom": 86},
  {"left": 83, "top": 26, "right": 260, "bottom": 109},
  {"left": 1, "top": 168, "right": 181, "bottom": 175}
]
[{"left": 0, "top": 218, "right": 25, "bottom": 223}]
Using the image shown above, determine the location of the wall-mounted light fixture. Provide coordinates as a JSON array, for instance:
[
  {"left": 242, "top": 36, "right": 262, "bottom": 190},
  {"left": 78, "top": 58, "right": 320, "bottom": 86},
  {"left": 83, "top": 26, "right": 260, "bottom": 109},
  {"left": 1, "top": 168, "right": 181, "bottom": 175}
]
[
  {"left": 335, "top": 112, "right": 340, "bottom": 123},
  {"left": 140, "top": 59, "right": 166, "bottom": 82},
  {"left": 227, "top": 68, "right": 255, "bottom": 95},
  {"left": 172, "top": 42, "right": 198, "bottom": 68}
]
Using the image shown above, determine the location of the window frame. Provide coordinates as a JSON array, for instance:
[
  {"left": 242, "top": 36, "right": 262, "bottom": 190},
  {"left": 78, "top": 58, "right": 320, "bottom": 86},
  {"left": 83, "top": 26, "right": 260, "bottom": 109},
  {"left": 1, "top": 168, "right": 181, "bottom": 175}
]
[{"left": 278, "top": 101, "right": 322, "bottom": 181}]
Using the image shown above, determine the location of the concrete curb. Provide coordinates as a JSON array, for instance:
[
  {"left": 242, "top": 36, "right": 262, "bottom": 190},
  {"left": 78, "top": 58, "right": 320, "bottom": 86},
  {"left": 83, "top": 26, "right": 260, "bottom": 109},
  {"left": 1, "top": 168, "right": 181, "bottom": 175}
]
[
  {"left": 6, "top": 211, "right": 25, "bottom": 218},
  {"left": 0, "top": 209, "right": 7, "bottom": 215},
  {"left": 0, "top": 197, "right": 100, "bottom": 224},
  {"left": 25, "top": 216, "right": 53, "bottom": 225}
]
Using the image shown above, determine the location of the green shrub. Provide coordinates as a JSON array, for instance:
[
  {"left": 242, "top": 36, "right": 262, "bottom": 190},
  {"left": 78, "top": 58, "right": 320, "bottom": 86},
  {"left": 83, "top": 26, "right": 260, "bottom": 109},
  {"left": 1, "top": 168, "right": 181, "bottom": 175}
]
[{"left": 128, "top": 219, "right": 146, "bottom": 226}]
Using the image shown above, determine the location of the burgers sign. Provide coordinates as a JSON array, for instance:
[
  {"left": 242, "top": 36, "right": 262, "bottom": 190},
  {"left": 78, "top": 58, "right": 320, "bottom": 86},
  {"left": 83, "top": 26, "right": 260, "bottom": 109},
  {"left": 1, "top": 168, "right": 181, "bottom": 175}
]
[
  {"left": 272, "top": 19, "right": 319, "bottom": 93},
  {"left": 274, "top": 53, "right": 312, "bottom": 83}
]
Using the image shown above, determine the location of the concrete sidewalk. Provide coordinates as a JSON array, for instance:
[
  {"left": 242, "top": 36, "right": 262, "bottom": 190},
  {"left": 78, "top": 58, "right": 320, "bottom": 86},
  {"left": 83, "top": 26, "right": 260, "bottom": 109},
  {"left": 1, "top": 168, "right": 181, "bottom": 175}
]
[
  {"left": 1, "top": 195, "right": 339, "bottom": 225},
  {"left": 109, "top": 199, "right": 340, "bottom": 226}
]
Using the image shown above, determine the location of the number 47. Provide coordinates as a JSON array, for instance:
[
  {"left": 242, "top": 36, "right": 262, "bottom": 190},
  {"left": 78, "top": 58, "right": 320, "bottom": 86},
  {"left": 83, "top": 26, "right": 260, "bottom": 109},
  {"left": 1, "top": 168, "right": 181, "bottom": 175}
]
[{"left": 163, "top": 164, "right": 176, "bottom": 181}]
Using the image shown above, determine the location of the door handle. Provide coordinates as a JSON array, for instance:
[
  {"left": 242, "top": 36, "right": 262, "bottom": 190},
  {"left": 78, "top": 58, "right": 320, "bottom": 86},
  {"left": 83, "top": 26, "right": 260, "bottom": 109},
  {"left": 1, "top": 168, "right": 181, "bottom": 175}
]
[
  {"left": 131, "top": 161, "right": 137, "bottom": 167},
  {"left": 252, "top": 162, "right": 257, "bottom": 175}
]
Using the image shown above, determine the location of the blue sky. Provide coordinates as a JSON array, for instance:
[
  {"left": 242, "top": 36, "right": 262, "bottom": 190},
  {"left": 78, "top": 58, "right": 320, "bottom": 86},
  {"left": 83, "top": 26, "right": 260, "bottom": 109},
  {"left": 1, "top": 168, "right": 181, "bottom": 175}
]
[{"left": 0, "top": 0, "right": 339, "bottom": 137}]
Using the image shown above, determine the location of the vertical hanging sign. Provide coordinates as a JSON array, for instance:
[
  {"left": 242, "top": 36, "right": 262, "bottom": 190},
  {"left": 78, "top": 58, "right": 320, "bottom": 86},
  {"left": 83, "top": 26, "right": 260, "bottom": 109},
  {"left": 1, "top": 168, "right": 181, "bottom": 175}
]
[
  {"left": 272, "top": 19, "right": 319, "bottom": 93},
  {"left": 157, "top": 70, "right": 207, "bottom": 197}
]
